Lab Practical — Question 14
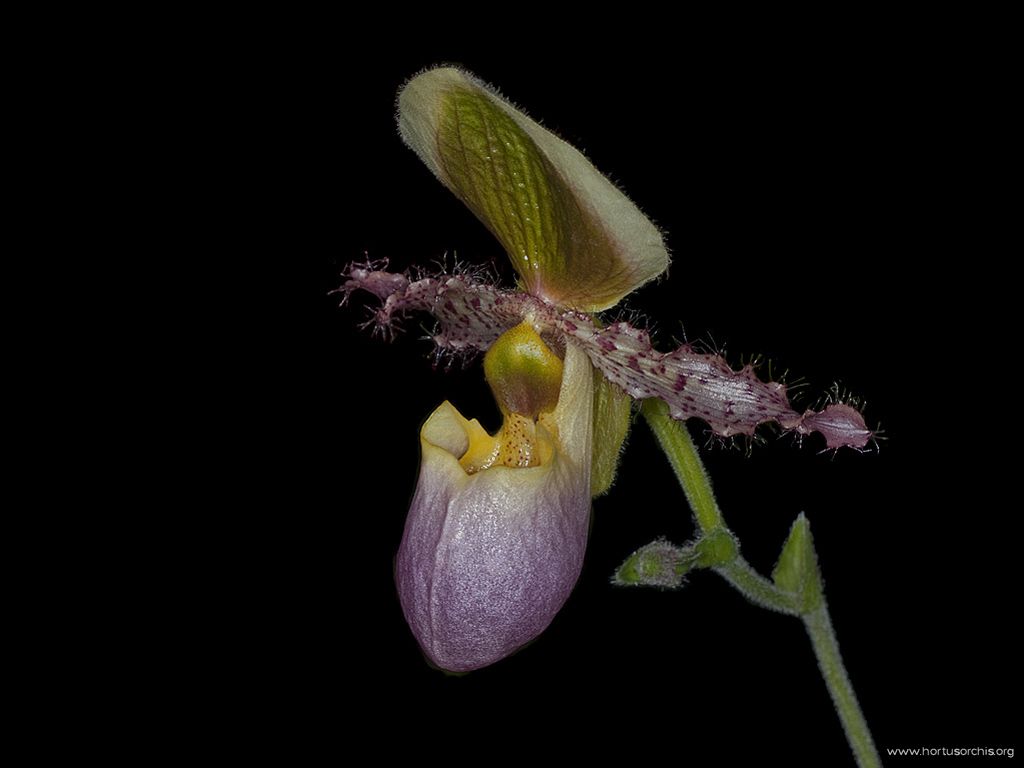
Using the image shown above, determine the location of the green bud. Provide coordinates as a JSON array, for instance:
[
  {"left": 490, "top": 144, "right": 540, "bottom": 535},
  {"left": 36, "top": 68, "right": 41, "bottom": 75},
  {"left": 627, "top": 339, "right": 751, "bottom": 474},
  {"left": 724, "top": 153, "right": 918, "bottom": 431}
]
[{"left": 613, "top": 539, "right": 695, "bottom": 589}]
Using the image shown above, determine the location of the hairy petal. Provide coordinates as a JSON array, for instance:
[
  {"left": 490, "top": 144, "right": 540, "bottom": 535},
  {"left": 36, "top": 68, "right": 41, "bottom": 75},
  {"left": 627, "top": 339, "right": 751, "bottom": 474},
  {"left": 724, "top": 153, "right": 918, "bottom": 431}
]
[
  {"left": 340, "top": 264, "right": 528, "bottom": 351},
  {"left": 556, "top": 319, "right": 872, "bottom": 450},
  {"left": 340, "top": 265, "right": 871, "bottom": 450}
]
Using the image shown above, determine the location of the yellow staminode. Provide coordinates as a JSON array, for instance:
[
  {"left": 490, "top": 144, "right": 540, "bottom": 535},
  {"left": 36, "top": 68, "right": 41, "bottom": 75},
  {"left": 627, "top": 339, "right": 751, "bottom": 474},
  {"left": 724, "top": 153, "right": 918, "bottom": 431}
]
[
  {"left": 484, "top": 321, "right": 564, "bottom": 419},
  {"left": 454, "top": 322, "right": 565, "bottom": 474}
]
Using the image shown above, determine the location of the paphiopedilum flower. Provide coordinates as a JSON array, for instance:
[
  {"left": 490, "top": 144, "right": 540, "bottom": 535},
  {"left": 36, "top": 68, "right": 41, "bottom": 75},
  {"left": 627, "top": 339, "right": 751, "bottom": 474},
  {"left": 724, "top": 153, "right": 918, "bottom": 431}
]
[
  {"left": 397, "top": 326, "right": 595, "bottom": 672},
  {"left": 342, "top": 67, "right": 871, "bottom": 672}
]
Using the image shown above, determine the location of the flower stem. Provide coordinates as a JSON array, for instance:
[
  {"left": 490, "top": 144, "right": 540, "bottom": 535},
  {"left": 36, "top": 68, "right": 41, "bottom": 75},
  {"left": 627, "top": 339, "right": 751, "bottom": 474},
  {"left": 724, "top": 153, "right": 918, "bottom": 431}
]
[
  {"left": 640, "top": 398, "right": 724, "bottom": 533},
  {"left": 714, "top": 556, "right": 802, "bottom": 615},
  {"left": 804, "top": 602, "right": 880, "bottom": 768},
  {"left": 640, "top": 398, "right": 880, "bottom": 768}
]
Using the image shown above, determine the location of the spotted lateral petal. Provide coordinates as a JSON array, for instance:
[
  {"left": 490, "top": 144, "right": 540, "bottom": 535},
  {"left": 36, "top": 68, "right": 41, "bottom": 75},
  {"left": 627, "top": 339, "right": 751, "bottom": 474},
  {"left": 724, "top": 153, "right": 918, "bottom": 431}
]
[
  {"left": 557, "top": 320, "right": 872, "bottom": 450},
  {"left": 341, "top": 266, "right": 872, "bottom": 450},
  {"left": 340, "top": 264, "right": 527, "bottom": 351}
]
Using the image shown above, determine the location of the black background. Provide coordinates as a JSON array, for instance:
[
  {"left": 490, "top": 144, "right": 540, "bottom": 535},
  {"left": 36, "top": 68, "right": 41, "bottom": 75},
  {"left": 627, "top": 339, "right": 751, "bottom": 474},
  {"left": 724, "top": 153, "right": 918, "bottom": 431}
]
[{"left": 215, "top": 31, "right": 1016, "bottom": 766}]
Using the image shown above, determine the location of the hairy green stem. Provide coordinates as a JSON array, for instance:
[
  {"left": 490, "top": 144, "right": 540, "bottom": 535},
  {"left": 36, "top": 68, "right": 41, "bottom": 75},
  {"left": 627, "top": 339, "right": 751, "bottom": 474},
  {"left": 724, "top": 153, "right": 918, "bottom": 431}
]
[
  {"left": 641, "top": 399, "right": 724, "bottom": 533},
  {"left": 640, "top": 399, "right": 880, "bottom": 768},
  {"left": 804, "top": 603, "right": 880, "bottom": 767},
  {"left": 715, "top": 556, "right": 802, "bottom": 615}
]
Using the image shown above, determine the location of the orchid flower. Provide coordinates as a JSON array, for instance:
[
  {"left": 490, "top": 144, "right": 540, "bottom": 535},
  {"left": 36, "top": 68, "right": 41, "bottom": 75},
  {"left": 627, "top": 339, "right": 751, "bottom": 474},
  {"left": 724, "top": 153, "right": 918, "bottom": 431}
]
[{"left": 341, "top": 67, "right": 872, "bottom": 673}]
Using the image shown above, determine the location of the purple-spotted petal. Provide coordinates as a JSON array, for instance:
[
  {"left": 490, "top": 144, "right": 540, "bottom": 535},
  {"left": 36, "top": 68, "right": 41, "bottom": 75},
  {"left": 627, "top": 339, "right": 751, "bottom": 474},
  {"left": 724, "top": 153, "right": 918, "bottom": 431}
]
[
  {"left": 395, "top": 343, "right": 594, "bottom": 672},
  {"left": 340, "top": 263, "right": 524, "bottom": 352},
  {"left": 557, "top": 319, "right": 873, "bottom": 450},
  {"left": 341, "top": 264, "right": 873, "bottom": 450}
]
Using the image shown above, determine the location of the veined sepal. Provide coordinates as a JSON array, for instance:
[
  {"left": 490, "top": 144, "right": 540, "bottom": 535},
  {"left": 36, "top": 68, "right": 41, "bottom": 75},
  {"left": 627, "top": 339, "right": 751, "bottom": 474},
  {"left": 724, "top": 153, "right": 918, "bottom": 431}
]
[{"left": 398, "top": 67, "right": 669, "bottom": 312}]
